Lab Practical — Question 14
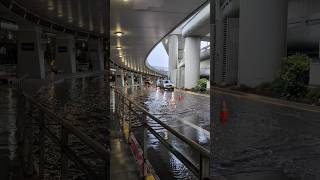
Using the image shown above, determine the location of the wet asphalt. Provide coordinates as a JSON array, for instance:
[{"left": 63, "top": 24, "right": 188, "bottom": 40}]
[{"left": 28, "top": 76, "right": 320, "bottom": 180}]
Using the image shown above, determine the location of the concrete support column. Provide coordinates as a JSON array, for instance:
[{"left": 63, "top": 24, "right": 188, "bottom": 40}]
[
  {"left": 238, "top": 0, "right": 288, "bottom": 86},
  {"left": 176, "top": 67, "right": 181, "bottom": 88},
  {"left": 130, "top": 73, "right": 135, "bottom": 86},
  {"left": 55, "top": 35, "right": 76, "bottom": 74},
  {"left": 88, "top": 39, "right": 104, "bottom": 72},
  {"left": 184, "top": 37, "right": 200, "bottom": 89},
  {"left": 121, "top": 70, "right": 125, "bottom": 86},
  {"left": 140, "top": 74, "right": 144, "bottom": 86},
  {"left": 17, "top": 27, "right": 45, "bottom": 79},
  {"left": 169, "top": 35, "right": 178, "bottom": 85}
]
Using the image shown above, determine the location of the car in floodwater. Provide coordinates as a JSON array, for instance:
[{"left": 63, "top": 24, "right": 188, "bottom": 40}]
[
  {"left": 160, "top": 80, "right": 174, "bottom": 91},
  {"left": 156, "top": 79, "right": 162, "bottom": 87}
]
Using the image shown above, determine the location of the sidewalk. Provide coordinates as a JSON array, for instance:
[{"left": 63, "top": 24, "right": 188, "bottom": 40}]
[{"left": 110, "top": 112, "right": 141, "bottom": 180}]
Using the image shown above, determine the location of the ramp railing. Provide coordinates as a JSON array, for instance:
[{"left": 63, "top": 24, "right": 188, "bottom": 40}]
[
  {"left": 16, "top": 75, "right": 110, "bottom": 180},
  {"left": 114, "top": 87, "right": 210, "bottom": 180}
]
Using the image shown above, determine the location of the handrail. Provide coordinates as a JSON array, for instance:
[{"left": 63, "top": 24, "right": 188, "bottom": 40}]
[
  {"left": 115, "top": 87, "right": 210, "bottom": 179},
  {"left": 23, "top": 92, "right": 110, "bottom": 158},
  {"left": 117, "top": 88, "right": 210, "bottom": 157},
  {"left": 16, "top": 73, "right": 109, "bottom": 179}
]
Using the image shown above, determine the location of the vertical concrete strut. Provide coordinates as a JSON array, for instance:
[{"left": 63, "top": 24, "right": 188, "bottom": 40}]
[
  {"left": 55, "top": 35, "right": 76, "bottom": 74},
  {"left": 17, "top": 27, "right": 45, "bottom": 79},
  {"left": 88, "top": 39, "right": 105, "bottom": 72},
  {"left": 238, "top": 0, "right": 288, "bottom": 86},
  {"left": 168, "top": 34, "right": 179, "bottom": 85},
  {"left": 184, "top": 37, "right": 200, "bottom": 89}
]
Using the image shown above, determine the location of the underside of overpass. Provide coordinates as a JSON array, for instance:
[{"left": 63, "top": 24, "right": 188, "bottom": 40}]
[
  {"left": 1, "top": 1, "right": 320, "bottom": 180},
  {"left": 160, "top": 0, "right": 320, "bottom": 88}
]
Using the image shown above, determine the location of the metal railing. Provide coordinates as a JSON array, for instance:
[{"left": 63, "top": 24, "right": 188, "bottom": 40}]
[
  {"left": 16, "top": 75, "right": 110, "bottom": 180},
  {"left": 114, "top": 87, "right": 210, "bottom": 180}
]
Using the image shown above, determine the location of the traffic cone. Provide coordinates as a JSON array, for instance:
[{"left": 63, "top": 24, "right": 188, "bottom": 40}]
[
  {"left": 220, "top": 98, "right": 228, "bottom": 125},
  {"left": 178, "top": 95, "right": 184, "bottom": 101}
]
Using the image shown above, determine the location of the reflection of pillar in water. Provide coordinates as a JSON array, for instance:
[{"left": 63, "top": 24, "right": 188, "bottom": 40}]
[{"left": 8, "top": 87, "right": 17, "bottom": 160}]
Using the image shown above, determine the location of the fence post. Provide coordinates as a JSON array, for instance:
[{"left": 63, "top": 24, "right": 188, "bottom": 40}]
[
  {"left": 39, "top": 110, "right": 45, "bottom": 178},
  {"left": 128, "top": 101, "right": 132, "bottom": 133},
  {"left": 200, "top": 155, "right": 210, "bottom": 180},
  {"left": 143, "top": 112, "right": 148, "bottom": 177},
  {"left": 61, "top": 126, "right": 69, "bottom": 180}
]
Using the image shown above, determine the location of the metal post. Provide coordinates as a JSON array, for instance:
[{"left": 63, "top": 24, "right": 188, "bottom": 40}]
[
  {"left": 128, "top": 101, "right": 132, "bottom": 131},
  {"left": 200, "top": 155, "right": 210, "bottom": 179},
  {"left": 39, "top": 110, "right": 45, "bottom": 179},
  {"left": 61, "top": 126, "right": 69, "bottom": 180},
  {"left": 143, "top": 112, "right": 148, "bottom": 176}
]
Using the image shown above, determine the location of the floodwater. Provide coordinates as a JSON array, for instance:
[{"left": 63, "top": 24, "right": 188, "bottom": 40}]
[
  {"left": 122, "top": 86, "right": 210, "bottom": 180},
  {"left": 35, "top": 76, "right": 109, "bottom": 179},
  {"left": 33, "top": 74, "right": 320, "bottom": 180},
  {"left": 0, "top": 84, "right": 18, "bottom": 179},
  {"left": 36, "top": 75, "right": 210, "bottom": 180},
  {"left": 210, "top": 90, "right": 320, "bottom": 180}
]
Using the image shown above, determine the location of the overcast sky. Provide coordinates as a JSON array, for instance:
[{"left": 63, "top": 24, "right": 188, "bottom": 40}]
[
  {"left": 147, "top": 42, "right": 168, "bottom": 68},
  {"left": 147, "top": 41, "right": 209, "bottom": 68}
]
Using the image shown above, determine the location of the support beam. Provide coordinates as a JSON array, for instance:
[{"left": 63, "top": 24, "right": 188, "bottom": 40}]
[
  {"left": 238, "top": 0, "right": 288, "bottom": 86},
  {"left": 130, "top": 73, "right": 135, "bottom": 86},
  {"left": 169, "top": 34, "right": 178, "bottom": 86},
  {"left": 88, "top": 39, "right": 104, "bottom": 72},
  {"left": 121, "top": 70, "right": 125, "bottom": 86},
  {"left": 140, "top": 74, "right": 144, "bottom": 86},
  {"left": 17, "top": 27, "right": 45, "bottom": 79},
  {"left": 55, "top": 35, "right": 76, "bottom": 74},
  {"left": 184, "top": 37, "right": 200, "bottom": 89}
]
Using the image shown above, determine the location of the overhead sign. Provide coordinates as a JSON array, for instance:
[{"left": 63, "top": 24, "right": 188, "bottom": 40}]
[
  {"left": 58, "top": 46, "right": 68, "bottom": 53},
  {"left": 21, "top": 42, "right": 34, "bottom": 51}
]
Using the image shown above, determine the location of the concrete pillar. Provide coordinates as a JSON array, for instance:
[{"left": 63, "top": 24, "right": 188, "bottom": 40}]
[
  {"left": 184, "top": 37, "right": 200, "bottom": 89},
  {"left": 121, "top": 70, "right": 125, "bottom": 86},
  {"left": 55, "top": 35, "right": 76, "bottom": 74},
  {"left": 169, "top": 35, "right": 178, "bottom": 85},
  {"left": 140, "top": 74, "right": 144, "bottom": 86},
  {"left": 17, "top": 27, "right": 45, "bottom": 79},
  {"left": 214, "top": 19, "right": 225, "bottom": 84},
  {"left": 130, "top": 73, "right": 135, "bottom": 86},
  {"left": 176, "top": 67, "right": 181, "bottom": 88},
  {"left": 88, "top": 39, "right": 104, "bottom": 72},
  {"left": 238, "top": 0, "right": 288, "bottom": 86}
]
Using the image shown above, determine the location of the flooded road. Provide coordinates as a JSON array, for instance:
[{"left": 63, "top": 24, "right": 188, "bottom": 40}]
[
  {"left": 34, "top": 75, "right": 320, "bottom": 180},
  {"left": 122, "top": 86, "right": 210, "bottom": 180},
  {"left": 35, "top": 76, "right": 109, "bottom": 179},
  {"left": 210, "top": 89, "right": 320, "bottom": 180}
]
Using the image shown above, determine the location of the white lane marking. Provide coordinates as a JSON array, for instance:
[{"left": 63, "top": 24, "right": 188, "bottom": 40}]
[{"left": 175, "top": 116, "right": 210, "bottom": 137}]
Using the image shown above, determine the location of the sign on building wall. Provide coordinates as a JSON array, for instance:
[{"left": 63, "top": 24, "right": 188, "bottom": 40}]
[
  {"left": 21, "top": 42, "right": 34, "bottom": 51},
  {"left": 57, "top": 46, "right": 68, "bottom": 53}
]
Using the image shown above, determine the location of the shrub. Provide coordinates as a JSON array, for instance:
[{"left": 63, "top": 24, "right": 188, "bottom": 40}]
[
  {"left": 305, "top": 88, "right": 320, "bottom": 104},
  {"left": 276, "top": 54, "right": 311, "bottom": 97},
  {"left": 196, "top": 79, "right": 208, "bottom": 92},
  {"left": 271, "top": 78, "right": 287, "bottom": 94},
  {"left": 238, "top": 84, "right": 251, "bottom": 91},
  {"left": 255, "top": 82, "right": 272, "bottom": 91}
]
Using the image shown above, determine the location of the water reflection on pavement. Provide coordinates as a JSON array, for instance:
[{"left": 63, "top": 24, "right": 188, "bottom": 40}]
[
  {"left": 124, "top": 86, "right": 210, "bottom": 180},
  {"left": 36, "top": 76, "right": 109, "bottom": 179},
  {"left": 210, "top": 89, "right": 320, "bottom": 180}
]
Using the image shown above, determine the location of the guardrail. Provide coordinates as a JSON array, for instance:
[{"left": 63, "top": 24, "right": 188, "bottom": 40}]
[
  {"left": 114, "top": 87, "right": 210, "bottom": 180},
  {"left": 16, "top": 74, "right": 109, "bottom": 180}
]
